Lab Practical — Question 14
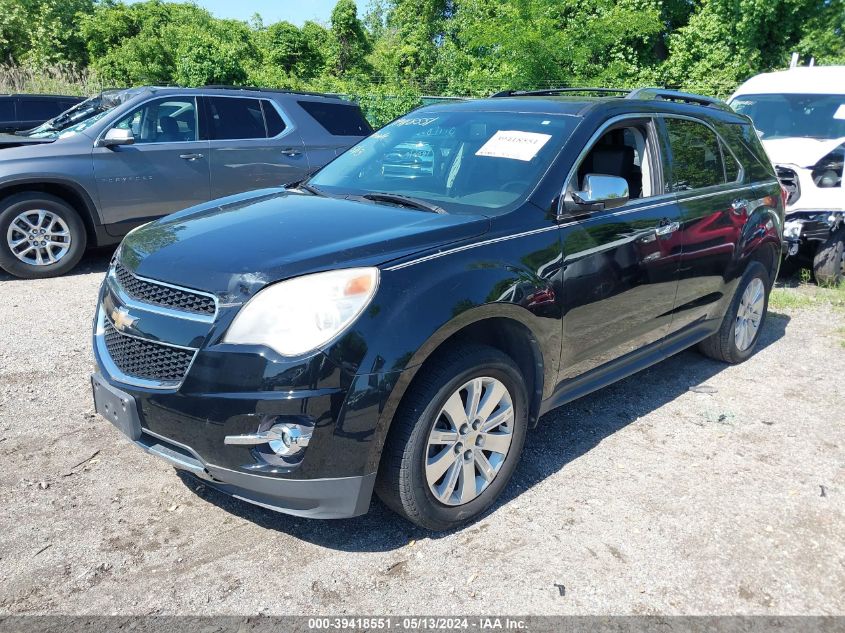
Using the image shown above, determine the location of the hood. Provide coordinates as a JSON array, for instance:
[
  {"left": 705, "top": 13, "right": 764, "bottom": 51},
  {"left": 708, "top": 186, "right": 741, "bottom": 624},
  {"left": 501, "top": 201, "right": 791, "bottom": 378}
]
[
  {"left": 119, "top": 189, "right": 490, "bottom": 298},
  {"left": 0, "top": 133, "right": 56, "bottom": 150},
  {"left": 762, "top": 136, "right": 845, "bottom": 168}
]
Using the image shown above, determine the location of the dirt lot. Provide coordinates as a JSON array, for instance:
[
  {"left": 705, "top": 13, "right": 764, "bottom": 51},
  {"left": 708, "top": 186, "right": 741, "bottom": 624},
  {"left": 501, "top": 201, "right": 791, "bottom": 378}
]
[{"left": 0, "top": 253, "right": 843, "bottom": 616}]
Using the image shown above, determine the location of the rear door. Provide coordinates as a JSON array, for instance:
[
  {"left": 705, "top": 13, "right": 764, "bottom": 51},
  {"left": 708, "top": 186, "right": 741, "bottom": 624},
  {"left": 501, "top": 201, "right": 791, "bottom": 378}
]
[
  {"left": 202, "top": 96, "right": 308, "bottom": 198},
  {"left": 558, "top": 116, "right": 684, "bottom": 382},
  {"left": 93, "top": 96, "right": 210, "bottom": 226},
  {"left": 659, "top": 115, "right": 751, "bottom": 332}
]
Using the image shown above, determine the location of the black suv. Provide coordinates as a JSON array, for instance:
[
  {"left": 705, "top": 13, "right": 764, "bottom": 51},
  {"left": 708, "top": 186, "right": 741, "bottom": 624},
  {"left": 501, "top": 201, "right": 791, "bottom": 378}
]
[
  {"left": 0, "top": 93, "right": 84, "bottom": 133},
  {"left": 91, "top": 88, "right": 784, "bottom": 530}
]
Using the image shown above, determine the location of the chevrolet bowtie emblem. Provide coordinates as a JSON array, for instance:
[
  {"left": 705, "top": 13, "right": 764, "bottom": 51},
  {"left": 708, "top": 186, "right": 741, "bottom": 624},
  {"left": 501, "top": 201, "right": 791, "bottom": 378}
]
[{"left": 111, "top": 306, "right": 137, "bottom": 332}]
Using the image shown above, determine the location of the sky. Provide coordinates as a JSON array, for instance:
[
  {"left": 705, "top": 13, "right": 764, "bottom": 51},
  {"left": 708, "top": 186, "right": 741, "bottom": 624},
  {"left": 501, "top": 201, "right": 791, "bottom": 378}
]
[{"left": 190, "top": 0, "right": 368, "bottom": 25}]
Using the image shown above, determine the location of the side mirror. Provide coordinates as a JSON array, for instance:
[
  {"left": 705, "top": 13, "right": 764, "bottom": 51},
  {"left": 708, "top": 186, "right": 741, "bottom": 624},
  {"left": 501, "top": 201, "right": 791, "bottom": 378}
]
[
  {"left": 100, "top": 127, "right": 135, "bottom": 148},
  {"left": 573, "top": 174, "right": 629, "bottom": 210}
]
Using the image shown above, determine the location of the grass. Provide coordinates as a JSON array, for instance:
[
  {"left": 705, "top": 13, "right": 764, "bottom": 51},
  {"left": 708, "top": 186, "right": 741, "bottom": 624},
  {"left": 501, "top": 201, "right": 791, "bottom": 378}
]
[
  {"left": 769, "top": 277, "right": 845, "bottom": 312},
  {"left": 0, "top": 63, "right": 101, "bottom": 96}
]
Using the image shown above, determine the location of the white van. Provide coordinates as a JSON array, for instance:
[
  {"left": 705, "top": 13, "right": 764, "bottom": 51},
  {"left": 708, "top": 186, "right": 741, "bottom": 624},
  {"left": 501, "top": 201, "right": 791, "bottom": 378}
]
[{"left": 730, "top": 66, "right": 845, "bottom": 284}]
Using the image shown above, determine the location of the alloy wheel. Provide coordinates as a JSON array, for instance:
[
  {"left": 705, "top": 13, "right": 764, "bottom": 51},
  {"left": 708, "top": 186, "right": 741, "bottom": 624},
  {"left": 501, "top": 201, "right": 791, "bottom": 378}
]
[
  {"left": 6, "top": 209, "right": 71, "bottom": 266},
  {"left": 424, "top": 376, "right": 514, "bottom": 506},
  {"left": 734, "top": 277, "right": 765, "bottom": 351}
]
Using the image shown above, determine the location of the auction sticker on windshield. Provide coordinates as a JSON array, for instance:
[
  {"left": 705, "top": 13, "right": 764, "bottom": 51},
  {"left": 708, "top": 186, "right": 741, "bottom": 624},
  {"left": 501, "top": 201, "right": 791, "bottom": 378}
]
[{"left": 475, "top": 130, "right": 552, "bottom": 161}]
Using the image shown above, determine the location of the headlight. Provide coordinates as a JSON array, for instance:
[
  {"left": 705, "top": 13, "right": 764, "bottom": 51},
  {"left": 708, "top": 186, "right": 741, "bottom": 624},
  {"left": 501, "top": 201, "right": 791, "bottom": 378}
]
[{"left": 223, "top": 268, "right": 379, "bottom": 356}]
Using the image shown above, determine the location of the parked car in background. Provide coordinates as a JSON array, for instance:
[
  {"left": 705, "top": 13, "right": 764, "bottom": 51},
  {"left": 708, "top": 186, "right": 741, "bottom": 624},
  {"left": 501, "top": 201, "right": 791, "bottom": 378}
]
[
  {"left": 0, "top": 86, "right": 372, "bottom": 279},
  {"left": 730, "top": 66, "right": 845, "bottom": 284},
  {"left": 0, "top": 93, "right": 84, "bottom": 134},
  {"left": 91, "top": 88, "right": 783, "bottom": 530}
]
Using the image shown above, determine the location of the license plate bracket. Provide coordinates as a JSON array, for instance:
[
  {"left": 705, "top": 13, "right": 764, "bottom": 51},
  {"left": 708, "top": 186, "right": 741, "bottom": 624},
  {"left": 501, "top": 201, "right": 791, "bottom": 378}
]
[{"left": 91, "top": 374, "right": 142, "bottom": 441}]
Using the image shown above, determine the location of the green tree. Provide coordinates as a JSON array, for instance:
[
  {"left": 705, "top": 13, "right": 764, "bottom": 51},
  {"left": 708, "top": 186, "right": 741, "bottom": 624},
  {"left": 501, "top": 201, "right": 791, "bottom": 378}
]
[{"left": 328, "top": 0, "right": 371, "bottom": 76}]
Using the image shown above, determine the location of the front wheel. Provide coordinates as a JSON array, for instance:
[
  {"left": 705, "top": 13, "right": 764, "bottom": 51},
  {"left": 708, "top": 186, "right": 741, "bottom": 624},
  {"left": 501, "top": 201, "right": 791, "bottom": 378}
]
[
  {"left": 376, "top": 345, "right": 528, "bottom": 531},
  {"left": 698, "top": 261, "right": 770, "bottom": 364},
  {"left": 0, "top": 193, "right": 87, "bottom": 279},
  {"left": 813, "top": 227, "right": 845, "bottom": 286}
]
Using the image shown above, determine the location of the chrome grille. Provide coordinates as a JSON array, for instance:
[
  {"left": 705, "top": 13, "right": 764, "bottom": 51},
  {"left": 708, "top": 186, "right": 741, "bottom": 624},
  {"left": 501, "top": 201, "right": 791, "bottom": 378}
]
[
  {"left": 114, "top": 262, "right": 216, "bottom": 316},
  {"left": 103, "top": 320, "right": 195, "bottom": 383},
  {"left": 775, "top": 166, "right": 800, "bottom": 205}
]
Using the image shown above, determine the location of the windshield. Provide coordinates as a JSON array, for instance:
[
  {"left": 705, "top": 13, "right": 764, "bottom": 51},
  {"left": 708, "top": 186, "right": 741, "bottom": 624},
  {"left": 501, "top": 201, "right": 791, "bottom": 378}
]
[
  {"left": 731, "top": 93, "right": 845, "bottom": 140},
  {"left": 24, "top": 89, "right": 133, "bottom": 139},
  {"left": 308, "top": 111, "right": 576, "bottom": 214}
]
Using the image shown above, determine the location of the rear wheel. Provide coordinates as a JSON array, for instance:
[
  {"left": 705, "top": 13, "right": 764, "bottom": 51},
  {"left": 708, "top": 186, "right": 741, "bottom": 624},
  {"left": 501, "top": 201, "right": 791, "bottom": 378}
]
[
  {"left": 813, "top": 227, "right": 845, "bottom": 286},
  {"left": 0, "top": 193, "right": 87, "bottom": 279},
  {"left": 698, "top": 261, "right": 770, "bottom": 364},
  {"left": 376, "top": 345, "right": 528, "bottom": 531}
]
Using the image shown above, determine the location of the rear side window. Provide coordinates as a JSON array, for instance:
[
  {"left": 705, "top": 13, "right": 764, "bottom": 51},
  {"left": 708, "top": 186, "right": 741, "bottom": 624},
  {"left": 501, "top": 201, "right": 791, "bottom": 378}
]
[
  {"left": 18, "top": 99, "right": 64, "bottom": 120},
  {"left": 664, "top": 118, "right": 725, "bottom": 191},
  {"left": 0, "top": 100, "right": 14, "bottom": 121},
  {"left": 262, "top": 100, "right": 286, "bottom": 137},
  {"left": 205, "top": 97, "right": 266, "bottom": 140},
  {"left": 297, "top": 100, "right": 373, "bottom": 136},
  {"left": 722, "top": 141, "right": 741, "bottom": 182},
  {"left": 716, "top": 121, "right": 777, "bottom": 182}
]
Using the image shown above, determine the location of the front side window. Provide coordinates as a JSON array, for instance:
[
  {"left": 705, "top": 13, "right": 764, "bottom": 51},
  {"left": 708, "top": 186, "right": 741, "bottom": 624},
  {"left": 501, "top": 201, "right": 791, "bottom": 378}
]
[
  {"left": 112, "top": 97, "right": 198, "bottom": 144},
  {"left": 571, "top": 122, "right": 658, "bottom": 201},
  {"left": 309, "top": 111, "right": 576, "bottom": 214},
  {"left": 205, "top": 97, "right": 266, "bottom": 140},
  {"left": 664, "top": 118, "right": 725, "bottom": 191}
]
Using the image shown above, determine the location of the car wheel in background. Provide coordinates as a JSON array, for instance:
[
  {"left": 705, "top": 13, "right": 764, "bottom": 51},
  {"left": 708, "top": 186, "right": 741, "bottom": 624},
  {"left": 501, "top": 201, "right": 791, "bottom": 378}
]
[
  {"left": 812, "top": 227, "right": 845, "bottom": 286},
  {"left": 698, "top": 261, "right": 770, "bottom": 364},
  {"left": 0, "top": 192, "right": 87, "bottom": 279},
  {"left": 376, "top": 345, "right": 528, "bottom": 531}
]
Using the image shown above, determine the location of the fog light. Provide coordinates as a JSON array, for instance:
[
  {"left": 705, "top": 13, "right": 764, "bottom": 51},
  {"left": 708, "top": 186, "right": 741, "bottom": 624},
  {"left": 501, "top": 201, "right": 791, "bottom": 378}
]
[
  {"left": 224, "top": 422, "right": 312, "bottom": 457},
  {"left": 783, "top": 220, "right": 803, "bottom": 239},
  {"left": 268, "top": 424, "right": 311, "bottom": 456}
]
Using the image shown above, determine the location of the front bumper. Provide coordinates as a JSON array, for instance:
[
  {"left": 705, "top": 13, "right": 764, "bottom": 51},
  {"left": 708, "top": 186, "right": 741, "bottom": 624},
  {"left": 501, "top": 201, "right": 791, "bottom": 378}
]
[{"left": 91, "top": 263, "right": 402, "bottom": 519}]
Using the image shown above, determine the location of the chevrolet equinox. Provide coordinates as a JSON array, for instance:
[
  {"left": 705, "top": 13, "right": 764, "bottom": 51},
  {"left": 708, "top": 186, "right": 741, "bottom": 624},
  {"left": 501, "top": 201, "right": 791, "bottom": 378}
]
[{"left": 92, "top": 88, "right": 784, "bottom": 530}]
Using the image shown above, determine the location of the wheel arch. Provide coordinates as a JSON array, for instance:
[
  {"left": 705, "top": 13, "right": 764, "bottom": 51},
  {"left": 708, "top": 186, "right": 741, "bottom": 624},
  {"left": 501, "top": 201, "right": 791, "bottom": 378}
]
[
  {"left": 370, "top": 304, "right": 549, "bottom": 465},
  {"left": 0, "top": 179, "right": 101, "bottom": 245}
]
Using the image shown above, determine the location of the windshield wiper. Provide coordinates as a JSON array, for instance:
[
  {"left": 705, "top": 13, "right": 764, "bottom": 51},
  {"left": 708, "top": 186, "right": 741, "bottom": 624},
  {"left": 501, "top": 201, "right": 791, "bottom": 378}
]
[{"left": 362, "top": 192, "right": 447, "bottom": 214}]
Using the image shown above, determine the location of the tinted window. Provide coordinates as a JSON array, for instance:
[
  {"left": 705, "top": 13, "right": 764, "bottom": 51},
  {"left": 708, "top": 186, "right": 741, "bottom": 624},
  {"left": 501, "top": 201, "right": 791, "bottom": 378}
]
[
  {"left": 206, "top": 97, "right": 265, "bottom": 140},
  {"left": 664, "top": 118, "right": 725, "bottom": 191},
  {"left": 0, "top": 100, "right": 14, "bottom": 120},
  {"left": 19, "top": 99, "right": 64, "bottom": 121},
  {"left": 262, "top": 100, "right": 286, "bottom": 136},
  {"left": 715, "top": 121, "right": 776, "bottom": 182},
  {"left": 298, "top": 100, "right": 373, "bottom": 136},
  {"left": 722, "top": 141, "right": 740, "bottom": 182},
  {"left": 113, "top": 97, "right": 197, "bottom": 144}
]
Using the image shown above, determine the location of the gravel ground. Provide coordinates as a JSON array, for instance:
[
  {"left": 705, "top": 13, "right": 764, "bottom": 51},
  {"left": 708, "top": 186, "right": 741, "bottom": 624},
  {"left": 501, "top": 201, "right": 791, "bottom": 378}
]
[{"left": 0, "top": 253, "right": 843, "bottom": 616}]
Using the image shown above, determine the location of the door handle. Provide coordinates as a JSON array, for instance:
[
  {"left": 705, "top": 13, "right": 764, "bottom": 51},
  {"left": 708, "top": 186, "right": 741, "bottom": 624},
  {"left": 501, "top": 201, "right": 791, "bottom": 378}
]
[
  {"left": 179, "top": 153, "right": 204, "bottom": 161},
  {"left": 731, "top": 199, "right": 750, "bottom": 215},
  {"left": 281, "top": 148, "right": 303, "bottom": 157},
  {"left": 655, "top": 220, "right": 680, "bottom": 236}
]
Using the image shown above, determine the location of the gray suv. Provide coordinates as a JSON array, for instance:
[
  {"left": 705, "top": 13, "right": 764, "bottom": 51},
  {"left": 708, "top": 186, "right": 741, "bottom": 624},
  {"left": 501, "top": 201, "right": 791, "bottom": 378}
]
[{"left": 0, "top": 86, "right": 372, "bottom": 278}]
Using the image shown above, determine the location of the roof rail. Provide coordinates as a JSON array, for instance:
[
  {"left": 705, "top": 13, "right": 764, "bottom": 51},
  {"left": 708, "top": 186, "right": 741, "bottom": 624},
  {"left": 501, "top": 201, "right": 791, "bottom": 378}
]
[
  {"left": 200, "top": 85, "right": 341, "bottom": 98},
  {"left": 625, "top": 87, "right": 733, "bottom": 112},
  {"left": 491, "top": 88, "right": 629, "bottom": 98}
]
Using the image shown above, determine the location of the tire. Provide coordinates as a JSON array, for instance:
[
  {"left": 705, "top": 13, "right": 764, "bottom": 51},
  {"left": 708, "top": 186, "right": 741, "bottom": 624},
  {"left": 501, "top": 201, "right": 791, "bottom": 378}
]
[
  {"left": 812, "top": 227, "right": 845, "bottom": 286},
  {"left": 376, "top": 344, "right": 528, "bottom": 531},
  {"left": 698, "top": 261, "right": 770, "bottom": 364},
  {"left": 0, "top": 192, "right": 87, "bottom": 279}
]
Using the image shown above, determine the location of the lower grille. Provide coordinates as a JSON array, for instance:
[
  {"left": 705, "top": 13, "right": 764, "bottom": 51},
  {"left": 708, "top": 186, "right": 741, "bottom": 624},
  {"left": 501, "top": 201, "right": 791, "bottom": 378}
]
[
  {"left": 103, "top": 320, "right": 195, "bottom": 383},
  {"left": 776, "top": 166, "right": 800, "bottom": 205}
]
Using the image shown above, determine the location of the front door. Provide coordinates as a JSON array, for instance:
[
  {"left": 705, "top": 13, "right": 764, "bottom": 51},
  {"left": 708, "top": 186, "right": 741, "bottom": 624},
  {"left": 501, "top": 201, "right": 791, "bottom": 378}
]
[
  {"left": 558, "top": 117, "right": 683, "bottom": 381},
  {"left": 93, "top": 96, "right": 210, "bottom": 227}
]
